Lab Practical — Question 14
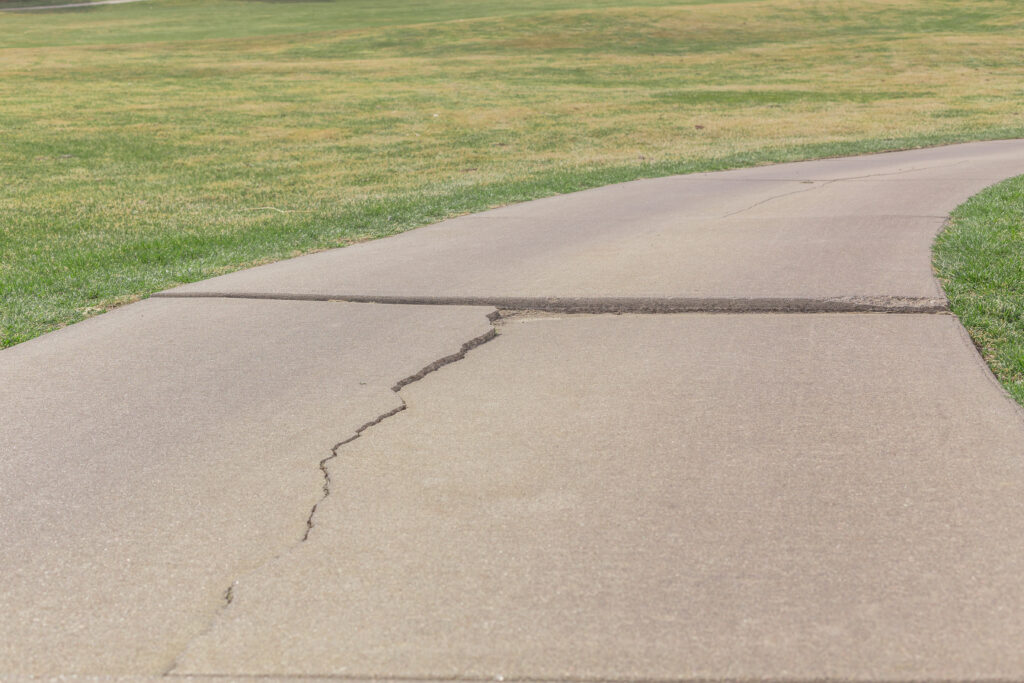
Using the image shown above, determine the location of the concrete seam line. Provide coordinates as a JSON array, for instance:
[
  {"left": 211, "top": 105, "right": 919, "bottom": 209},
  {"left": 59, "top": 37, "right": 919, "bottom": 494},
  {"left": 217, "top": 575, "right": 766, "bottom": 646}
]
[
  {"left": 151, "top": 292, "right": 949, "bottom": 314},
  {"left": 161, "top": 312, "right": 499, "bottom": 676}
]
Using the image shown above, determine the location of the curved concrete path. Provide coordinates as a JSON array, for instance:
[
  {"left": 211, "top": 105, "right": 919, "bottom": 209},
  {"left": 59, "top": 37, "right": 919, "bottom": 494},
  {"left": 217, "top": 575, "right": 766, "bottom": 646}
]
[
  {"left": 162, "top": 139, "right": 1024, "bottom": 312},
  {"left": 3, "top": 140, "right": 1024, "bottom": 680}
]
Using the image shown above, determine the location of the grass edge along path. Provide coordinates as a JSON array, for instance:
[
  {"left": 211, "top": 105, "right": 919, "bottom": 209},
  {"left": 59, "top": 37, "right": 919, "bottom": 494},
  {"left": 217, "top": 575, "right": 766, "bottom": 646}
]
[
  {"left": 934, "top": 172, "right": 1024, "bottom": 407},
  {"left": 6, "top": 0, "right": 1024, "bottom": 348},
  {"left": 5, "top": 129, "right": 1024, "bottom": 349}
]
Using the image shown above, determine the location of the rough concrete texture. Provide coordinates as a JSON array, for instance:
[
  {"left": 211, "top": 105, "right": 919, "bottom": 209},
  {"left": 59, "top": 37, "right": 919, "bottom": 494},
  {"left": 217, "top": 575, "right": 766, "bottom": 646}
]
[
  {"left": 0, "top": 298, "right": 495, "bottom": 675},
  {"left": 6, "top": 141, "right": 1024, "bottom": 681},
  {"left": 173, "top": 313, "right": 1024, "bottom": 680},
  {"left": 159, "top": 140, "right": 1024, "bottom": 306}
]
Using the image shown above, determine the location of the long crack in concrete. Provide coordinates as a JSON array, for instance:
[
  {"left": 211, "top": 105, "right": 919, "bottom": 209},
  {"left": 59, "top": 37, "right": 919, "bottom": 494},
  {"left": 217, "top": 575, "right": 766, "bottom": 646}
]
[
  {"left": 304, "top": 316, "right": 499, "bottom": 541},
  {"left": 163, "top": 309, "right": 500, "bottom": 675}
]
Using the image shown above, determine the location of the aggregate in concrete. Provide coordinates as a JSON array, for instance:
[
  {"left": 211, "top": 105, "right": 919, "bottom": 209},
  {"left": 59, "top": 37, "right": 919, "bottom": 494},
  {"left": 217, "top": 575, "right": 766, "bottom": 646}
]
[
  {"left": 0, "top": 298, "right": 495, "bottom": 675},
  {"left": 173, "top": 314, "right": 1024, "bottom": 681},
  {"left": 159, "top": 140, "right": 1024, "bottom": 306}
]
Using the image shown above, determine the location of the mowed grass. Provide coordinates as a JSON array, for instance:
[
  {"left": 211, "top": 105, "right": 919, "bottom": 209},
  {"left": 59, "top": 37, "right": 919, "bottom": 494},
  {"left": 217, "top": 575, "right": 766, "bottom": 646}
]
[
  {"left": 935, "top": 176, "right": 1024, "bottom": 406},
  {"left": 0, "top": 1, "right": 107, "bottom": 8},
  {"left": 3, "top": 0, "right": 1024, "bottom": 347}
]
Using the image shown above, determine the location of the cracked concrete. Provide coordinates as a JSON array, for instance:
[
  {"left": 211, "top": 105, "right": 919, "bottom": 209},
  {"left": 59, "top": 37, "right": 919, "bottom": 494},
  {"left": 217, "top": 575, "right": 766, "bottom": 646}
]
[
  {"left": 158, "top": 140, "right": 1024, "bottom": 304},
  {"left": 304, "top": 321, "right": 499, "bottom": 542},
  {"left": 160, "top": 317, "right": 499, "bottom": 676},
  {"left": 0, "top": 298, "right": 494, "bottom": 675},
  {"left": 165, "top": 292, "right": 950, "bottom": 314},
  {"left": 171, "top": 314, "right": 1024, "bottom": 680},
  {"left": 5, "top": 140, "right": 1024, "bottom": 680},
  {"left": 719, "top": 181, "right": 828, "bottom": 217}
]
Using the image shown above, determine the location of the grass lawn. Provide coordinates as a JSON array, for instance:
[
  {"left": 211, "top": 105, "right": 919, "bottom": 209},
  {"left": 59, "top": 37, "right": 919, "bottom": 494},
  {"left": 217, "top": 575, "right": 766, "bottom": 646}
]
[
  {"left": 935, "top": 176, "right": 1024, "bottom": 407},
  {"left": 2, "top": 0, "right": 1024, "bottom": 347},
  {"left": 0, "top": 1, "right": 108, "bottom": 8}
]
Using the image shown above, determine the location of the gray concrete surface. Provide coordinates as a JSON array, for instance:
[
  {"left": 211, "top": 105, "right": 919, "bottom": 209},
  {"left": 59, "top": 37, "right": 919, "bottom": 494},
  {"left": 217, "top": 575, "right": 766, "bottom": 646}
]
[
  {"left": 4, "top": 140, "right": 1024, "bottom": 680},
  {"left": 160, "top": 140, "right": 1024, "bottom": 308},
  {"left": 170, "top": 314, "right": 1024, "bottom": 681},
  {"left": 0, "top": 298, "right": 494, "bottom": 675}
]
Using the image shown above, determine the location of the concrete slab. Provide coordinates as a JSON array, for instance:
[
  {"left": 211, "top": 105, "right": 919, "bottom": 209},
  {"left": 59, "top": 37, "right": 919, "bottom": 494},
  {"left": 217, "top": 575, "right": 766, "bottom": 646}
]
[
  {"left": 159, "top": 140, "right": 1024, "bottom": 306},
  {"left": 0, "top": 298, "right": 495, "bottom": 675},
  {"left": 171, "top": 313, "right": 1024, "bottom": 681}
]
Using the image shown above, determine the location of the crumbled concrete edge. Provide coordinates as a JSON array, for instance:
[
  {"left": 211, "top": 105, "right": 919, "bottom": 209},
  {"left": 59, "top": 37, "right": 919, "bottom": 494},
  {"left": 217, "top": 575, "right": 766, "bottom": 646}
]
[
  {"left": 154, "top": 292, "right": 949, "bottom": 314},
  {"left": 162, "top": 309, "right": 500, "bottom": 676}
]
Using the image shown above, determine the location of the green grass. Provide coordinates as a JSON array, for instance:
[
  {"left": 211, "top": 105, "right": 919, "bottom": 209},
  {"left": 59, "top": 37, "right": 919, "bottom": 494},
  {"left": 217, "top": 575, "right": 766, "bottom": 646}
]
[
  {"left": 934, "top": 176, "right": 1024, "bottom": 406},
  {"left": 0, "top": 0, "right": 106, "bottom": 8},
  {"left": 3, "top": 0, "right": 1024, "bottom": 347}
]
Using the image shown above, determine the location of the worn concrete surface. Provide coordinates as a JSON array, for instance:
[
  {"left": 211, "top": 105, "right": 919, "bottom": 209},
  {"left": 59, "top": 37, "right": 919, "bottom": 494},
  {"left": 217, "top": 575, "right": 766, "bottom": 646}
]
[
  {"left": 5, "top": 141, "right": 1024, "bottom": 680},
  {"left": 160, "top": 140, "right": 1024, "bottom": 307},
  {"left": 0, "top": 298, "right": 495, "bottom": 675},
  {"left": 171, "top": 314, "right": 1024, "bottom": 680}
]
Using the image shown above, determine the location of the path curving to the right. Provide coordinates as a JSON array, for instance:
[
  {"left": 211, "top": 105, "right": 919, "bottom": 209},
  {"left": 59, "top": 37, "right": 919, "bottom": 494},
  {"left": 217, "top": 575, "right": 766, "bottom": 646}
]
[
  {"left": 165, "top": 140, "right": 1024, "bottom": 680},
  {"left": 4, "top": 140, "right": 1024, "bottom": 680},
  {"left": 161, "top": 139, "right": 1024, "bottom": 312}
]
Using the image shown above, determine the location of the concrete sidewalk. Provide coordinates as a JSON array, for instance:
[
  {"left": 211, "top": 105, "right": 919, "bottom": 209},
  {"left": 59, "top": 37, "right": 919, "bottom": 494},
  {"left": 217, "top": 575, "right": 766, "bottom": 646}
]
[
  {"left": 161, "top": 139, "right": 1024, "bottom": 310},
  {"left": 3, "top": 140, "right": 1024, "bottom": 680}
]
